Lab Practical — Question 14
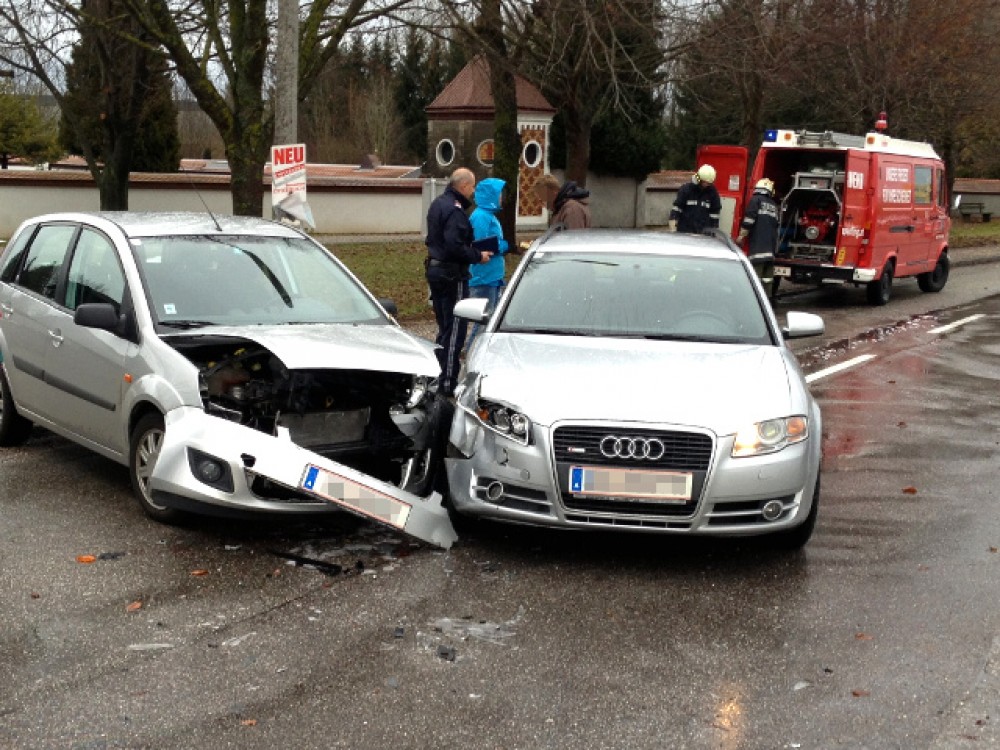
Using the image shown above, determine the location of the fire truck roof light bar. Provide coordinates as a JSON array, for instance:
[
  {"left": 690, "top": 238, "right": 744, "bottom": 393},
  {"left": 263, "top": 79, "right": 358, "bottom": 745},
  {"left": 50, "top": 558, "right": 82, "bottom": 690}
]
[{"left": 763, "top": 128, "right": 940, "bottom": 159}]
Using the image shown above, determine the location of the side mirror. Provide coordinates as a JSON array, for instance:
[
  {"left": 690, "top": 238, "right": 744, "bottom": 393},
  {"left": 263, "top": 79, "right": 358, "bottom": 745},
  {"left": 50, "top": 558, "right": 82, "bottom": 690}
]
[
  {"left": 74, "top": 302, "right": 121, "bottom": 332},
  {"left": 378, "top": 298, "right": 398, "bottom": 317},
  {"left": 453, "top": 297, "right": 490, "bottom": 324},
  {"left": 782, "top": 311, "right": 824, "bottom": 339}
]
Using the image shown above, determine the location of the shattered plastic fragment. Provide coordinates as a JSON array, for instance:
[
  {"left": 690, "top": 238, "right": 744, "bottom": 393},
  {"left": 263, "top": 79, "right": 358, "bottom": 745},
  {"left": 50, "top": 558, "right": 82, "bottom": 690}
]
[{"left": 76, "top": 555, "right": 97, "bottom": 564}]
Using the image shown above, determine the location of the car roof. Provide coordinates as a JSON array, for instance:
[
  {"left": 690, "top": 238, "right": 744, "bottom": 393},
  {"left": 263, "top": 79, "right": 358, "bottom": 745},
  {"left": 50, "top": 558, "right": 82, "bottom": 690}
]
[
  {"left": 534, "top": 229, "right": 741, "bottom": 261},
  {"left": 21, "top": 211, "right": 305, "bottom": 240}
]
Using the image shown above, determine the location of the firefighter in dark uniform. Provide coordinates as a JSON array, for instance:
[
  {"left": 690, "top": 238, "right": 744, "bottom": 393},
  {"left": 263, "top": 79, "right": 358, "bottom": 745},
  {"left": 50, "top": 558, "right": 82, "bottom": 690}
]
[
  {"left": 425, "top": 167, "right": 492, "bottom": 396},
  {"left": 737, "top": 178, "right": 780, "bottom": 295},
  {"left": 669, "top": 164, "right": 722, "bottom": 233}
]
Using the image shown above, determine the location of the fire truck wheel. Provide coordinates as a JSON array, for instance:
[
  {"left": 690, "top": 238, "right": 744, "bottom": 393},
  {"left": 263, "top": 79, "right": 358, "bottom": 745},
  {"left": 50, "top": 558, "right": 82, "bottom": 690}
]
[
  {"left": 866, "top": 260, "right": 894, "bottom": 306},
  {"left": 917, "top": 253, "right": 949, "bottom": 293}
]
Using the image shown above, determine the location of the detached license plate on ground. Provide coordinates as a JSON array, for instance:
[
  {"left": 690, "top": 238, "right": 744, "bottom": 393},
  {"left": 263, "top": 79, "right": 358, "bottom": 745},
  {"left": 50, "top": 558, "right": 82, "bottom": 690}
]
[
  {"left": 774, "top": 266, "right": 792, "bottom": 277},
  {"left": 569, "top": 465, "right": 692, "bottom": 502}
]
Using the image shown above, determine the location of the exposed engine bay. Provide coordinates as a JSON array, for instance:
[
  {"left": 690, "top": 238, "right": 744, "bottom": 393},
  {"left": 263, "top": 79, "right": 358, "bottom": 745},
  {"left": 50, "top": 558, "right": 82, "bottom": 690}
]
[{"left": 165, "top": 335, "right": 437, "bottom": 493}]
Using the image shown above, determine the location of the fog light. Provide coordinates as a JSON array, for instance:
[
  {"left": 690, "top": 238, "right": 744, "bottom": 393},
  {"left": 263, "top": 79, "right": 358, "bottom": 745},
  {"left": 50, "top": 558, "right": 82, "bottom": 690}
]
[
  {"left": 762, "top": 500, "right": 784, "bottom": 521},
  {"left": 187, "top": 448, "right": 235, "bottom": 492},
  {"left": 196, "top": 459, "right": 224, "bottom": 483},
  {"left": 486, "top": 481, "right": 504, "bottom": 502}
]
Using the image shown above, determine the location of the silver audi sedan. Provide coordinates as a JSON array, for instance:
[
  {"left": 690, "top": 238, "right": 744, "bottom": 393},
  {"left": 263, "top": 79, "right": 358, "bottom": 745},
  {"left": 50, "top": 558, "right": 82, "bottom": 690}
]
[
  {"left": 0, "top": 213, "right": 455, "bottom": 548},
  {"left": 448, "top": 229, "right": 825, "bottom": 549}
]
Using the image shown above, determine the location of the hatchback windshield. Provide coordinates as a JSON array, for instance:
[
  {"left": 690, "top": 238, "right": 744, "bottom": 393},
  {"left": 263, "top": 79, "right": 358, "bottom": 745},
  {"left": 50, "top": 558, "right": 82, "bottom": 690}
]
[
  {"left": 131, "top": 235, "right": 387, "bottom": 327},
  {"left": 499, "top": 252, "right": 772, "bottom": 344}
]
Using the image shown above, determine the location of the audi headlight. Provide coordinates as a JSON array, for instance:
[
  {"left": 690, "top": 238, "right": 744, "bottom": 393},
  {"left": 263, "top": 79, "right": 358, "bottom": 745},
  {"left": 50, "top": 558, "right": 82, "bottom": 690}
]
[
  {"left": 732, "top": 416, "right": 808, "bottom": 457},
  {"left": 474, "top": 399, "right": 532, "bottom": 445}
]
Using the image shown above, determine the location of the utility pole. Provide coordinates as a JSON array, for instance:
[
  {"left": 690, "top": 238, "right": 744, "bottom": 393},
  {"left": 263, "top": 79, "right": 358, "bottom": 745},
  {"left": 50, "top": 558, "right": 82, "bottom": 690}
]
[{"left": 275, "top": 0, "right": 298, "bottom": 145}]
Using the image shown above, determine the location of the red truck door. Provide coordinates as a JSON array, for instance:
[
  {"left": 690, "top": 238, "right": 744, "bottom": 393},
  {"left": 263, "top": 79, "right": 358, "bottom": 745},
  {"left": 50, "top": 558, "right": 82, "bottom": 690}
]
[{"left": 697, "top": 145, "right": 749, "bottom": 239}]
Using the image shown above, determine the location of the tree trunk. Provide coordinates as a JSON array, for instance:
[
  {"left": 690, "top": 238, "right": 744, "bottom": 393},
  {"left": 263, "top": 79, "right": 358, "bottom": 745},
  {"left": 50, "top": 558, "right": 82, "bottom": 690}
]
[
  {"left": 226, "top": 116, "right": 270, "bottom": 216},
  {"left": 563, "top": 108, "right": 592, "bottom": 187}
]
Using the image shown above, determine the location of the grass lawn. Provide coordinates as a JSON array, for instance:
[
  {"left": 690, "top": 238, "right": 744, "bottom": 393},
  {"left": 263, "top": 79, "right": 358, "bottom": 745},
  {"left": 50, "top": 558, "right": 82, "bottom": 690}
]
[
  {"left": 328, "top": 240, "right": 523, "bottom": 322},
  {"left": 949, "top": 219, "right": 1000, "bottom": 247}
]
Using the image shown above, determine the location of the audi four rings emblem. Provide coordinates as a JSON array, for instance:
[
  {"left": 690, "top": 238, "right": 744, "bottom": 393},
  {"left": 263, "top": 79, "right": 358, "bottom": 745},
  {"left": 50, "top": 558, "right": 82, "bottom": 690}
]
[{"left": 600, "top": 436, "right": 665, "bottom": 461}]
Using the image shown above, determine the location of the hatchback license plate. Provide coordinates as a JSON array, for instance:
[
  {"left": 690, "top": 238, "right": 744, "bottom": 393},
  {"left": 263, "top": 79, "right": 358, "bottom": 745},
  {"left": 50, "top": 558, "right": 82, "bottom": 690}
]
[{"left": 569, "top": 465, "right": 692, "bottom": 502}]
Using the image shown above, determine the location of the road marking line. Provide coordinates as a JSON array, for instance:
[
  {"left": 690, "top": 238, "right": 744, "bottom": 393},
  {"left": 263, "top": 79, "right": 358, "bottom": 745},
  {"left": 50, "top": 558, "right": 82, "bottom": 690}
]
[
  {"left": 805, "top": 354, "right": 876, "bottom": 383},
  {"left": 928, "top": 314, "right": 985, "bottom": 335}
]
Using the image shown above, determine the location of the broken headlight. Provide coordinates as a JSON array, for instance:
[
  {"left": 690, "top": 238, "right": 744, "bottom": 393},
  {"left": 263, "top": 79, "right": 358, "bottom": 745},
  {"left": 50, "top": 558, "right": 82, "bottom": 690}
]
[
  {"left": 455, "top": 374, "right": 532, "bottom": 446},
  {"left": 406, "top": 375, "right": 431, "bottom": 409}
]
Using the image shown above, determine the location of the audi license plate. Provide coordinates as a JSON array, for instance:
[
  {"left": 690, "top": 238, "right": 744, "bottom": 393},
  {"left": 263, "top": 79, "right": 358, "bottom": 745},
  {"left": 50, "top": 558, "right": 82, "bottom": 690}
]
[
  {"left": 569, "top": 465, "right": 692, "bottom": 502},
  {"left": 774, "top": 266, "right": 791, "bottom": 277}
]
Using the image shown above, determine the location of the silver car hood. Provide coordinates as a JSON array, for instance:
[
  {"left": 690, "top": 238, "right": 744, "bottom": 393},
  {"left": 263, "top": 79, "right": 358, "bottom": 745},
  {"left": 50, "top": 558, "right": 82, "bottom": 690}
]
[
  {"left": 472, "top": 333, "right": 796, "bottom": 431},
  {"left": 178, "top": 323, "right": 439, "bottom": 376}
]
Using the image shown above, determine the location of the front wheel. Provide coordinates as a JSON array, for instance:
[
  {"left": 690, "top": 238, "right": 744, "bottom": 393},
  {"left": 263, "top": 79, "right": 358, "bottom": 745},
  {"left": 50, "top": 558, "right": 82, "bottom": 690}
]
[
  {"left": 866, "top": 261, "right": 894, "bottom": 306},
  {"left": 0, "top": 368, "right": 33, "bottom": 447},
  {"left": 129, "top": 412, "right": 184, "bottom": 523},
  {"left": 917, "top": 253, "right": 949, "bottom": 293}
]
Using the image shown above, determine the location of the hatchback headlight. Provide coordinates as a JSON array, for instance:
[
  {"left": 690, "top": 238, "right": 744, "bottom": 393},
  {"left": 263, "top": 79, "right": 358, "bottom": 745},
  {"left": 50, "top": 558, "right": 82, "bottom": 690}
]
[
  {"left": 732, "top": 416, "right": 808, "bottom": 457},
  {"left": 406, "top": 375, "right": 430, "bottom": 409}
]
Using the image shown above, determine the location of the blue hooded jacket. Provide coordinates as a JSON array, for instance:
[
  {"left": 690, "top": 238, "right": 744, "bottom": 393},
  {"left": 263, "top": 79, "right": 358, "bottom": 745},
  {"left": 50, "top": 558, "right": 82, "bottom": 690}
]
[{"left": 469, "top": 178, "right": 509, "bottom": 287}]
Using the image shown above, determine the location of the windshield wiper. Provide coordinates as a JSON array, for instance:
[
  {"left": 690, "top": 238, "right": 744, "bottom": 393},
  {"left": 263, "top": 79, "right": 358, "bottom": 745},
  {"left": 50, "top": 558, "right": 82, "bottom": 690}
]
[
  {"left": 500, "top": 326, "right": 603, "bottom": 336},
  {"left": 158, "top": 320, "right": 216, "bottom": 329}
]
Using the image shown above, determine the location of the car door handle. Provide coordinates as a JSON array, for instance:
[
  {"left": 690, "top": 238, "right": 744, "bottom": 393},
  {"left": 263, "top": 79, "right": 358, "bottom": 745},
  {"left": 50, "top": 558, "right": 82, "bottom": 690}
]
[
  {"left": 48, "top": 329, "right": 64, "bottom": 347},
  {"left": 0, "top": 302, "right": 12, "bottom": 317}
]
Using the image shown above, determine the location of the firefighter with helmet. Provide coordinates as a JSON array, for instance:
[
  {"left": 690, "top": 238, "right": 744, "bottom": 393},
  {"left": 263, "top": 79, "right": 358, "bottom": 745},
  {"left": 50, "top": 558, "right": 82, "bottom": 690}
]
[
  {"left": 738, "top": 178, "right": 780, "bottom": 295},
  {"left": 669, "top": 164, "right": 722, "bottom": 234}
]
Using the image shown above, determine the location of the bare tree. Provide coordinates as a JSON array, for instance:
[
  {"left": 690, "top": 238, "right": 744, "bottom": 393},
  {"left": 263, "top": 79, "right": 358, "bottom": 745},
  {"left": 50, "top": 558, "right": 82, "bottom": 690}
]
[
  {"left": 0, "top": 0, "right": 168, "bottom": 209},
  {"left": 119, "top": 0, "right": 417, "bottom": 216}
]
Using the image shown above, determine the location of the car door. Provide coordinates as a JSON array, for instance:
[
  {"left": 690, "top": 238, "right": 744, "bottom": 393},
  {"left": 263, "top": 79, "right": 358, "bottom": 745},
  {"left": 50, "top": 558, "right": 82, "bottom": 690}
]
[
  {"left": 44, "top": 226, "right": 135, "bottom": 454},
  {"left": 0, "top": 223, "right": 78, "bottom": 421}
]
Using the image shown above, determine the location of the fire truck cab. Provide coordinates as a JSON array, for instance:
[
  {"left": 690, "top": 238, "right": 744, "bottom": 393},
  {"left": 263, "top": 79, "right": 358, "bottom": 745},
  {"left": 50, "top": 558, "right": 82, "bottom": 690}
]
[{"left": 700, "top": 128, "right": 951, "bottom": 305}]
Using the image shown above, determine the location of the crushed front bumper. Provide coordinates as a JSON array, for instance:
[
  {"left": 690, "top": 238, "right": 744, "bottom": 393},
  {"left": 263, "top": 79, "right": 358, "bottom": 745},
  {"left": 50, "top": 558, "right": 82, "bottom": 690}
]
[{"left": 150, "top": 407, "right": 457, "bottom": 549}]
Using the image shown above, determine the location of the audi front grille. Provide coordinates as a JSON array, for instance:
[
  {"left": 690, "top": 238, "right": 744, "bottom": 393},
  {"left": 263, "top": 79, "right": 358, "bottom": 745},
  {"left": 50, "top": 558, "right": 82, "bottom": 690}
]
[{"left": 552, "top": 425, "right": 714, "bottom": 518}]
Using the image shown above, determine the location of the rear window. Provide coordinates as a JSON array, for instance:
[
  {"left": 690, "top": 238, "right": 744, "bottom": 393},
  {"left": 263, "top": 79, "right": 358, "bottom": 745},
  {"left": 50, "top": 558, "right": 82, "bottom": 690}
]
[{"left": 17, "top": 224, "right": 76, "bottom": 299}]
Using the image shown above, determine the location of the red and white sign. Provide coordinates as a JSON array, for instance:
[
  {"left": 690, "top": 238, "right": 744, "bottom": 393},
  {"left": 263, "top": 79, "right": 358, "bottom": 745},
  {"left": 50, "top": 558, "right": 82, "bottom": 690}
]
[{"left": 270, "top": 143, "right": 307, "bottom": 207}]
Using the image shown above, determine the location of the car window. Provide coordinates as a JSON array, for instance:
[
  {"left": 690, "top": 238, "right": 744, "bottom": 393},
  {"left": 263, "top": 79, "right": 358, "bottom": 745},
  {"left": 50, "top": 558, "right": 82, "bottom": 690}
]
[
  {"left": 65, "top": 228, "right": 126, "bottom": 313},
  {"left": 16, "top": 224, "right": 77, "bottom": 300},
  {"left": 499, "top": 251, "right": 772, "bottom": 344},
  {"left": 131, "top": 235, "right": 388, "bottom": 326},
  {"left": 0, "top": 227, "right": 34, "bottom": 283}
]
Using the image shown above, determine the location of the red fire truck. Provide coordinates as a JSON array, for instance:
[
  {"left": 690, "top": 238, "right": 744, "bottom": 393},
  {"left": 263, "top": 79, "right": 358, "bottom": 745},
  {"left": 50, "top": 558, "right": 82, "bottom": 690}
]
[{"left": 699, "top": 125, "right": 951, "bottom": 305}]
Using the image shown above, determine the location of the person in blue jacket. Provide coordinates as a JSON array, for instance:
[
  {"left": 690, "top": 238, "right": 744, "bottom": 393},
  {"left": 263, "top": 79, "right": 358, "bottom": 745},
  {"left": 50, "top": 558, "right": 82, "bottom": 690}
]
[{"left": 466, "top": 177, "right": 509, "bottom": 352}]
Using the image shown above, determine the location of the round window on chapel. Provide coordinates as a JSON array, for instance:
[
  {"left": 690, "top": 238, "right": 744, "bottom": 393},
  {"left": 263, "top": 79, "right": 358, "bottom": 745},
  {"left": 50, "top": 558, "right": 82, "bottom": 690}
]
[
  {"left": 522, "top": 140, "right": 542, "bottom": 168},
  {"left": 436, "top": 139, "right": 455, "bottom": 167}
]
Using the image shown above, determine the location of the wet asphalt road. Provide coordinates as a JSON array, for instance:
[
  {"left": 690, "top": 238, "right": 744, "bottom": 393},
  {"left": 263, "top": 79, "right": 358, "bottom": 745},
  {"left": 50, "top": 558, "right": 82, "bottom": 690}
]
[{"left": 3, "top": 260, "right": 1000, "bottom": 749}]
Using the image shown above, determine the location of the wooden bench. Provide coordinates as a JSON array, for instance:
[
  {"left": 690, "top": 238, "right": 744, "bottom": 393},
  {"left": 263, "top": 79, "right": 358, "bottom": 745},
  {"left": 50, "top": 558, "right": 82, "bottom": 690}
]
[{"left": 959, "top": 202, "right": 992, "bottom": 222}]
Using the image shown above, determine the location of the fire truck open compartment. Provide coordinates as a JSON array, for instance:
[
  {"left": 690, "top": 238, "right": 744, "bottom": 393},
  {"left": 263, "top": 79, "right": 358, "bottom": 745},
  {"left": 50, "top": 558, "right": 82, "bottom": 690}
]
[{"left": 757, "top": 149, "right": 848, "bottom": 264}]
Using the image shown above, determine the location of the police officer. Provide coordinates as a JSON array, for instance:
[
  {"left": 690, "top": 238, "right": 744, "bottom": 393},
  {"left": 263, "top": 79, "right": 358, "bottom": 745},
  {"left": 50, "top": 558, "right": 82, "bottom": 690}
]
[
  {"left": 737, "top": 178, "right": 780, "bottom": 294},
  {"left": 425, "top": 167, "right": 492, "bottom": 396},
  {"left": 669, "top": 164, "right": 722, "bottom": 234}
]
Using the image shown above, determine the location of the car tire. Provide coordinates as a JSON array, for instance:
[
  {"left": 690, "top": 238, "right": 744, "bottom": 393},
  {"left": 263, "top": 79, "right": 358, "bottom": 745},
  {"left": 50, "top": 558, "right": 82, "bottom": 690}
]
[
  {"left": 769, "top": 474, "right": 820, "bottom": 551},
  {"left": 866, "top": 260, "right": 894, "bottom": 306},
  {"left": 129, "top": 412, "right": 184, "bottom": 524},
  {"left": 0, "top": 368, "right": 33, "bottom": 447},
  {"left": 917, "top": 253, "right": 949, "bottom": 293},
  {"left": 401, "top": 395, "right": 453, "bottom": 497}
]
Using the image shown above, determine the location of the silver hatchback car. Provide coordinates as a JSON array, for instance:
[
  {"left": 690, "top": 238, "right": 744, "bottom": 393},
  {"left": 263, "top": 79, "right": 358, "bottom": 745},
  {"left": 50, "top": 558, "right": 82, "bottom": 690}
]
[
  {"left": 448, "top": 230, "right": 824, "bottom": 549},
  {"left": 0, "top": 213, "right": 455, "bottom": 548}
]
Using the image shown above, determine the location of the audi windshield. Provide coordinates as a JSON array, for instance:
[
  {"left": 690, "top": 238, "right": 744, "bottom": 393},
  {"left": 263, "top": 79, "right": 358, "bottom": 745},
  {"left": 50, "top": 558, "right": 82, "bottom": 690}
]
[{"left": 498, "top": 252, "right": 773, "bottom": 344}]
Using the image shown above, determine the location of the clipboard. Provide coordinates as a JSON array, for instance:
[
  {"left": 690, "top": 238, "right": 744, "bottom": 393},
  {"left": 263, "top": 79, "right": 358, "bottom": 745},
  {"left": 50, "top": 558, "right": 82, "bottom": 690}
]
[{"left": 472, "top": 235, "right": 499, "bottom": 253}]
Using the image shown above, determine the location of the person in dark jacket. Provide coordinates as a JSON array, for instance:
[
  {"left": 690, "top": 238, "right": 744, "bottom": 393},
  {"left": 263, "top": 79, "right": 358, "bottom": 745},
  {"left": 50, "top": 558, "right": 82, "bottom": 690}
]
[
  {"left": 669, "top": 164, "right": 722, "bottom": 234},
  {"left": 534, "top": 174, "right": 592, "bottom": 229},
  {"left": 737, "top": 178, "right": 780, "bottom": 294},
  {"left": 425, "top": 167, "right": 492, "bottom": 396}
]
